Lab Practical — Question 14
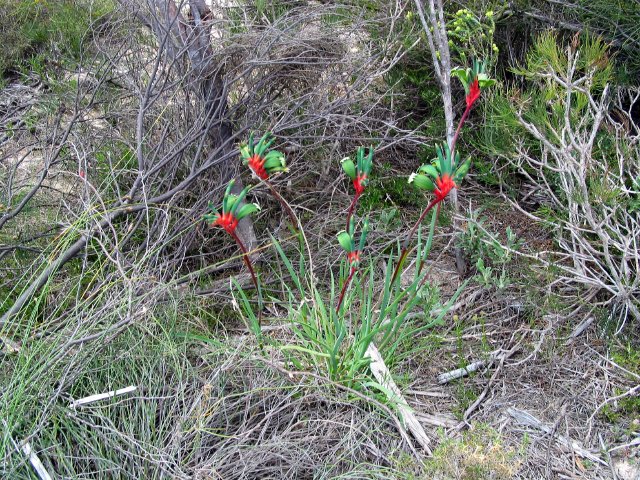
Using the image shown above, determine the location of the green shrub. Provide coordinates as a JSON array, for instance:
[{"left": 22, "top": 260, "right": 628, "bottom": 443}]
[
  {"left": 478, "top": 32, "right": 640, "bottom": 326},
  {"left": 553, "top": 0, "right": 640, "bottom": 84}
]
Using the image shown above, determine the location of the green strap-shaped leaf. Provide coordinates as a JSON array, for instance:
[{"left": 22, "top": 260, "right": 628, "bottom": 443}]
[
  {"left": 348, "top": 216, "right": 356, "bottom": 237},
  {"left": 358, "top": 218, "right": 369, "bottom": 251}
]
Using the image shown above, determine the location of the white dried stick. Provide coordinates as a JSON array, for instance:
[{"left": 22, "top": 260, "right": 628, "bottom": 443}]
[
  {"left": 69, "top": 385, "right": 137, "bottom": 408},
  {"left": 366, "top": 343, "right": 432, "bottom": 455}
]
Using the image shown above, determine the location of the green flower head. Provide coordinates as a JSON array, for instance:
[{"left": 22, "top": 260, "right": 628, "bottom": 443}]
[
  {"left": 409, "top": 142, "right": 472, "bottom": 201},
  {"left": 336, "top": 216, "right": 370, "bottom": 266}
]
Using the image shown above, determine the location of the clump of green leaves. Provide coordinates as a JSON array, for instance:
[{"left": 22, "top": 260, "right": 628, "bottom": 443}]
[
  {"left": 461, "top": 209, "right": 522, "bottom": 291},
  {"left": 0, "top": 0, "right": 113, "bottom": 78}
]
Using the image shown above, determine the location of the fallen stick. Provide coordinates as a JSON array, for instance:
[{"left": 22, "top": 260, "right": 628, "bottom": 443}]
[
  {"left": 405, "top": 389, "right": 449, "bottom": 398},
  {"left": 437, "top": 359, "right": 489, "bottom": 384},
  {"left": 415, "top": 412, "right": 458, "bottom": 428},
  {"left": 564, "top": 316, "right": 594, "bottom": 344},
  {"left": 3, "top": 420, "right": 54, "bottom": 480},
  {"left": 366, "top": 343, "right": 432, "bottom": 455},
  {"left": 438, "top": 345, "right": 520, "bottom": 384},
  {"left": 588, "top": 384, "right": 640, "bottom": 424},
  {"left": 607, "top": 435, "right": 640, "bottom": 453},
  {"left": 21, "top": 442, "right": 53, "bottom": 480},
  {"left": 506, "top": 407, "right": 607, "bottom": 466},
  {"left": 69, "top": 385, "right": 137, "bottom": 408}
]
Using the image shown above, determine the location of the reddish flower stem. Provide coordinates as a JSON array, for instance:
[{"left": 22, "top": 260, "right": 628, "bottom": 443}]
[
  {"left": 345, "top": 192, "right": 360, "bottom": 231},
  {"left": 264, "top": 179, "right": 298, "bottom": 231},
  {"left": 336, "top": 266, "right": 357, "bottom": 312},
  {"left": 451, "top": 103, "right": 472, "bottom": 158},
  {"left": 230, "top": 230, "right": 262, "bottom": 327},
  {"left": 390, "top": 197, "right": 442, "bottom": 286},
  {"left": 390, "top": 99, "right": 474, "bottom": 287}
]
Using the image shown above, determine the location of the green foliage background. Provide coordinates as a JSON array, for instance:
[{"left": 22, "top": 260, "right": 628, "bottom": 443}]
[{"left": 0, "top": 0, "right": 113, "bottom": 80}]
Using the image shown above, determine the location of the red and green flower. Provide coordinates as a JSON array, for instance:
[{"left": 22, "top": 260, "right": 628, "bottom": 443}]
[
  {"left": 240, "top": 132, "right": 288, "bottom": 180},
  {"left": 337, "top": 217, "right": 370, "bottom": 268},
  {"left": 451, "top": 59, "right": 495, "bottom": 109},
  {"left": 408, "top": 142, "right": 471, "bottom": 201},
  {"left": 340, "top": 146, "right": 374, "bottom": 195},
  {"left": 203, "top": 180, "right": 260, "bottom": 235}
]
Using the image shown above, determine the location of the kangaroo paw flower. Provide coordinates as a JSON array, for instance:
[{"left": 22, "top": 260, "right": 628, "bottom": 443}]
[
  {"left": 337, "top": 216, "right": 369, "bottom": 268},
  {"left": 409, "top": 142, "right": 472, "bottom": 202},
  {"left": 451, "top": 58, "right": 496, "bottom": 109},
  {"left": 241, "top": 132, "right": 288, "bottom": 181},
  {"left": 203, "top": 180, "right": 260, "bottom": 235},
  {"left": 341, "top": 146, "right": 374, "bottom": 195}
]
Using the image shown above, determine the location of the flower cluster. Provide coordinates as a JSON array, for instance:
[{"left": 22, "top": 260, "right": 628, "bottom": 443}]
[
  {"left": 204, "top": 57, "right": 495, "bottom": 317},
  {"left": 240, "top": 132, "right": 288, "bottom": 181},
  {"left": 408, "top": 59, "right": 494, "bottom": 203},
  {"left": 335, "top": 147, "right": 374, "bottom": 309},
  {"left": 203, "top": 180, "right": 260, "bottom": 235},
  {"left": 340, "top": 146, "right": 374, "bottom": 195},
  {"left": 337, "top": 217, "right": 369, "bottom": 268}
]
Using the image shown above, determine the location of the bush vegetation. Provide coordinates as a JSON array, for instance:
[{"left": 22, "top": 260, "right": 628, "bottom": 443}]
[{"left": 1, "top": 0, "right": 638, "bottom": 478}]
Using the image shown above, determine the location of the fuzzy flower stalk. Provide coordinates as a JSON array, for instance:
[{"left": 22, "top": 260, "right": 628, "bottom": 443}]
[
  {"left": 340, "top": 146, "right": 374, "bottom": 230},
  {"left": 336, "top": 217, "right": 369, "bottom": 312},
  {"left": 241, "top": 132, "right": 298, "bottom": 230},
  {"left": 391, "top": 142, "right": 472, "bottom": 285},
  {"left": 450, "top": 59, "right": 495, "bottom": 154},
  {"left": 204, "top": 180, "right": 262, "bottom": 324},
  {"left": 390, "top": 60, "right": 494, "bottom": 285}
]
